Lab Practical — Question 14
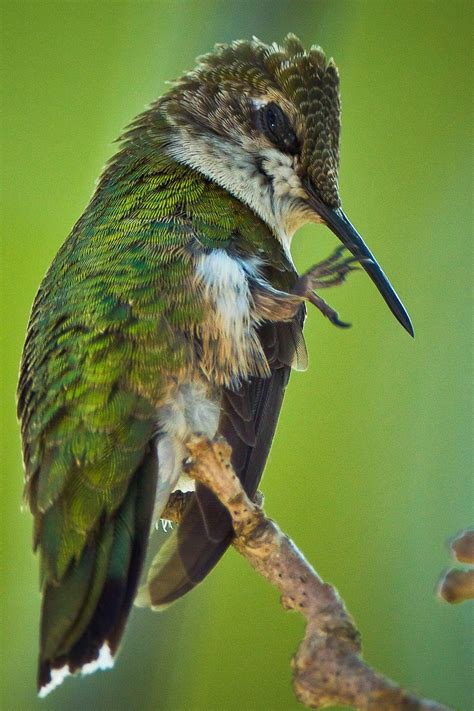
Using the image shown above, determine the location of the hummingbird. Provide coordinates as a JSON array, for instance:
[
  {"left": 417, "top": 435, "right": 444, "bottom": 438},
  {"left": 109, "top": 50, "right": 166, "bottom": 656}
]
[{"left": 17, "top": 34, "right": 413, "bottom": 696}]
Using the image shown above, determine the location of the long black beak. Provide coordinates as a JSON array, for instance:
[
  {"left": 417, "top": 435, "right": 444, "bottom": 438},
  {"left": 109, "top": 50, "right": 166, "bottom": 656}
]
[{"left": 307, "top": 188, "right": 414, "bottom": 337}]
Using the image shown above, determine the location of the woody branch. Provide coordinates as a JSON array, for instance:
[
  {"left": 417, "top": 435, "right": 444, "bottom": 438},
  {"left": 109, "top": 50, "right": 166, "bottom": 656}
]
[{"left": 162, "top": 436, "right": 450, "bottom": 711}]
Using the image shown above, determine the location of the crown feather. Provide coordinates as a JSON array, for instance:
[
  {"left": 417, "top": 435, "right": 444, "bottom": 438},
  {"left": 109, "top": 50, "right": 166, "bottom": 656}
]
[{"left": 163, "top": 35, "right": 341, "bottom": 206}]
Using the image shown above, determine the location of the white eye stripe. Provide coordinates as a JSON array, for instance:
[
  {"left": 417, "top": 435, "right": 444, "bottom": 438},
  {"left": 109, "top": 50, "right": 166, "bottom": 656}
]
[{"left": 251, "top": 97, "right": 268, "bottom": 110}]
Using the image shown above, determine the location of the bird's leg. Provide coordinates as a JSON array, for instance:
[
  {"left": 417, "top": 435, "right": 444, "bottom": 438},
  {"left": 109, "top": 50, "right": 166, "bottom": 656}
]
[
  {"left": 291, "top": 247, "right": 361, "bottom": 328},
  {"left": 251, "top": 247, "right": 359, "bottom": 327},
  {"left": 251, "top": 283, "right": 304, "bottom": 321}
]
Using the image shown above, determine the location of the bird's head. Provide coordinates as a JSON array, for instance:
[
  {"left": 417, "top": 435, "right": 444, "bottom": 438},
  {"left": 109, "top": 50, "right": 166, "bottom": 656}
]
[{"left": 158, "top": 34, "right": 413, "bottom": 335}]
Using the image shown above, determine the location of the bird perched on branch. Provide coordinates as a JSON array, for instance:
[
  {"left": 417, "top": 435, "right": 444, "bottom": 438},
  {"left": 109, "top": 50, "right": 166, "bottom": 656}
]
[{"left": 17, "top": 34, "right": 413, "bottom": 696}]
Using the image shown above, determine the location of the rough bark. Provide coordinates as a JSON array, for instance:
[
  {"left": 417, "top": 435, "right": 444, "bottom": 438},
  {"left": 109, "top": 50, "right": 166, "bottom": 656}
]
[{"left": 162, "top": 436, "right": 452, "bottom": 711}]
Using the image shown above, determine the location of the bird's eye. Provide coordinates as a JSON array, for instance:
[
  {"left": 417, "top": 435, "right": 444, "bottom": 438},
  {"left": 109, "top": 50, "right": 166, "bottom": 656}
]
[{"left": 257, "top": 102, "right": 299, "bottom": 155}]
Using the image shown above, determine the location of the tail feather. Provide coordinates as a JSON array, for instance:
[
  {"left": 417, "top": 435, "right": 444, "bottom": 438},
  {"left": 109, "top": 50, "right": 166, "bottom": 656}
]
[
  {"left": 108, "top": 444, "right": 158, "bottom": 652},
  {"left": 38, "top": 445, "right": 157, "bottom": 695},
  {"left": 39, "top": 517, "right": 114, "bottom": 667}
]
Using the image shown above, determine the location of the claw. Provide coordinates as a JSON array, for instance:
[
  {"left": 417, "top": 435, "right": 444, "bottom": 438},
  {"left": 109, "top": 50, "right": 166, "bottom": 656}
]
[
  {"left": 320, "top": 244, "right": 346, "bottom": 265},
  {"left": 329, "top": 314, "right": 352, "bottom": 329},
  {"left": 307, "top": 291, "right": 351, "bottom": 329},
  {"left": 292, "top": 247, "right": 361, "bottom": 328}
]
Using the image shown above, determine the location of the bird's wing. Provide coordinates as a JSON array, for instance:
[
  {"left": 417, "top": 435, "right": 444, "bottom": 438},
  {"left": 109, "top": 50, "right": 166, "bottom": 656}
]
[
  {"left": 17, "top": 252, "right": 171, "bottom": 693},
  {"left": 140, "top": 309, "right": 307, "bottom": 608},
  {"left": 19, "top": 307, "right": 159, "bottom": 693}
]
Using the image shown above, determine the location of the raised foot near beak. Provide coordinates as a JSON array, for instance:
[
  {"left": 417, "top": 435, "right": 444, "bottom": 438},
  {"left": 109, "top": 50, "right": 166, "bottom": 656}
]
[{"left": 291, "top": 246, "right": 356, "bottom": 328}]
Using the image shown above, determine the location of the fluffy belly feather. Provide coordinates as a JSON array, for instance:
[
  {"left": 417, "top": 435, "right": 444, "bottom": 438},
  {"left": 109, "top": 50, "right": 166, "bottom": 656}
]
[
  {"left": 194, "top": 249, "right": 270, "bottom": 386},
  {"left": 153, "top": 380, "right": 220, "bottom": 521}
]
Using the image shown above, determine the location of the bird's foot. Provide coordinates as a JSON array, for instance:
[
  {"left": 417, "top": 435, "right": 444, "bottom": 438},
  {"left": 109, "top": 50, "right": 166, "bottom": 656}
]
[
  {"left": 160, "top": 518, "right": 174, "bottom": 532},
  {"left": 300, "top": 245, "right": 361, "bottom": 288},
  {"left": 292, "top": 246, "right": 360, "bottom": 328}
]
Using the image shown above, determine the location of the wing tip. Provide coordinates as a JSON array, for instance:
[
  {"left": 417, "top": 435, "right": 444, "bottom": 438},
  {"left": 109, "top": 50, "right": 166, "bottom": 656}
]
[{"left": 134, "top": 583, "right": 153, "bottom": 609}]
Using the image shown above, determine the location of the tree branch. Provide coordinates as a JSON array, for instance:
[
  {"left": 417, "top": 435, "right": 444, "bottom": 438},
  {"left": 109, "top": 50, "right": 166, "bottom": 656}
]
[
  {"left": 437, "top": 529, "right": 474, "bottom": 604},
  {"left": 163, "top": 436, "right": 451, "bottom": 710}
]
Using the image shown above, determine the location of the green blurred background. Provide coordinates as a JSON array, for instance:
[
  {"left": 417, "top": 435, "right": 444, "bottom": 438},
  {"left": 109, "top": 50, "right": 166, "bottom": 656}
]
[{"left": 1, "top": 1, "right": 472, "bottom": 710}]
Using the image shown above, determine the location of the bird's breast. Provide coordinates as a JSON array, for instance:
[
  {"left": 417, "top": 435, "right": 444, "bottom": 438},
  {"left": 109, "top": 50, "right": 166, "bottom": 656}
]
[{"left": 194, "top": 249, "right": 270, "bottom": 387}]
